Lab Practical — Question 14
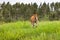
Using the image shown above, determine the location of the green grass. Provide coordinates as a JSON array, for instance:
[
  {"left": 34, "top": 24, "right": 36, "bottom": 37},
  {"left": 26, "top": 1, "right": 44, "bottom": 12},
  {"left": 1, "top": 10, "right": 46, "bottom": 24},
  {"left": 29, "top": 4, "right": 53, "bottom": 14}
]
[{"left": 0, "top": 21, "right": 60, "bottom": 40}]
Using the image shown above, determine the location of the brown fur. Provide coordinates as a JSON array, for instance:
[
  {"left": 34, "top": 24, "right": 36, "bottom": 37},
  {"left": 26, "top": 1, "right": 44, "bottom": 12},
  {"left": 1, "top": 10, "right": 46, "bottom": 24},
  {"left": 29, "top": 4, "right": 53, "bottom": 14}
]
[{"left": 30, "top": 13, "right": 38, "bottom": 27}]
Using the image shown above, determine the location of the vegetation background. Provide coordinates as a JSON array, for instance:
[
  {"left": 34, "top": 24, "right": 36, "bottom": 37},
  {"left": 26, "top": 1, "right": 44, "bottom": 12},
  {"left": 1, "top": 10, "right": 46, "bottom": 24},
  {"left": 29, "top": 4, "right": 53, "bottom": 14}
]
[
  {"left": 0, "top": 2, "right": 60, "bottom": 22},
  {"left": 0, "top": 2, "right": 60, "bottom": 40}
]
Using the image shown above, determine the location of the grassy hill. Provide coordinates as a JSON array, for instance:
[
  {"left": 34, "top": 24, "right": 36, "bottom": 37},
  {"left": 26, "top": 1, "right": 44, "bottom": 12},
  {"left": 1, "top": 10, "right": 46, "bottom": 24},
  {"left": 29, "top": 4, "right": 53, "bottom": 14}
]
[{"left": 0, "top": 21, "right": 60, "bottom": 40}]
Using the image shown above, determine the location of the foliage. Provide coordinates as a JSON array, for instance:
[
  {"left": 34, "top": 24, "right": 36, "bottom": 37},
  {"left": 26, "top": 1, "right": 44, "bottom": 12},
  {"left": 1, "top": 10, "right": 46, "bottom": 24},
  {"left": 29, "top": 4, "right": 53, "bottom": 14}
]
[{"left": 0, "top": 2, "right": 60, "bottom": 22}]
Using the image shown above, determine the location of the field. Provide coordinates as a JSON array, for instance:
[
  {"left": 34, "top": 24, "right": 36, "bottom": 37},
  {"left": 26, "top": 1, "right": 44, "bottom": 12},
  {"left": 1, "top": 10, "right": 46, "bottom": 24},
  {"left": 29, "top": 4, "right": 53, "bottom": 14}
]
[{"left": 0, "top": 21, "right": 60, "bottom": 40}]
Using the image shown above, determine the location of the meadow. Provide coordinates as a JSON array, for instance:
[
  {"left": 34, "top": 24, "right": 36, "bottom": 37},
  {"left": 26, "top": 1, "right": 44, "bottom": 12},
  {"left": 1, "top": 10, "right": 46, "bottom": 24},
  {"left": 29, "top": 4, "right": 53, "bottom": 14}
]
[{"left": 0, "top": 21, "right": 60, "bottom": 40}]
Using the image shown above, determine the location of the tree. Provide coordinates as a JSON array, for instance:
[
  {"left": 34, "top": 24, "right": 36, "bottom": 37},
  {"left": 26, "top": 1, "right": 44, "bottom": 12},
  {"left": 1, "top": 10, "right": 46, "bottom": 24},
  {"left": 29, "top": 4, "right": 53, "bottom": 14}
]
[{"left": 50, "top": 2, "right": 54, "bottom": 11}]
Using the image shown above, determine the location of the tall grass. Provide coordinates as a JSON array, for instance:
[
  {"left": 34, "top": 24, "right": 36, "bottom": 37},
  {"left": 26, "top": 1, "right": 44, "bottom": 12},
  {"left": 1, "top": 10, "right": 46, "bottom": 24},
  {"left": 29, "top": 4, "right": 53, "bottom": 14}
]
[{"left": 0, "top": 21, "right": 60, "bottom": 40}]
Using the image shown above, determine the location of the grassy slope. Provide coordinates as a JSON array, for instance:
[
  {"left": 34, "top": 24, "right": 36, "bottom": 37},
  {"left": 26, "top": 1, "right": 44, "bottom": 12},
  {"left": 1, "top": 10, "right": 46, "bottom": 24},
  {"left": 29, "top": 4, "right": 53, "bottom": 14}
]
[{"left": 0, "top": 21, "right": 60, "bottom": 40}]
